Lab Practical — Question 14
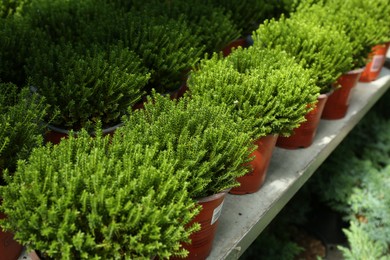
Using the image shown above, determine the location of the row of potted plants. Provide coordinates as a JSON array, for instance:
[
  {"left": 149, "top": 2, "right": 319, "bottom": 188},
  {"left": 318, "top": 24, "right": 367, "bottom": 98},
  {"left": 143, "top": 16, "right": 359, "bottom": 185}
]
[{"left": 1, "top": 0, "right": 390, "bottom": 259}]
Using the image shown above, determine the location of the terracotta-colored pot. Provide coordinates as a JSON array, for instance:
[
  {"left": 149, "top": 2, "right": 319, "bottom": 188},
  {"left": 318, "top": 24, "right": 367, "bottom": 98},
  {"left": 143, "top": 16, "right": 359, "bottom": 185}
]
[
  {"left": 277, "top": 93, "right": 329, "bottom": 149},
  {"left": 172, "top": 190, "right": 228, "bottom": 260},
  {"left": 0, "top": 208, "right": 23, "bottom": 260},
  {"left": 322, "top": 68, "right": 364, "bottom": 120},
  {"left": 44, "top": 123, "right": 122, "bottom": 144},
  {"left": 222, "top": 38, "right": 248, "bottom": 57},
  {"left": 230, "top": 134, "right": 278, "bottom": 194},
  {"left": 359, "top": 42, "right": 390, "bottom": 82}
]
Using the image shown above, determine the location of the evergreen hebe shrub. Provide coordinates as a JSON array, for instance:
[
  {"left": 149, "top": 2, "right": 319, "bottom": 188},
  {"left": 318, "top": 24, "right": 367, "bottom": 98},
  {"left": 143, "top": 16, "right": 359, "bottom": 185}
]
[
  {"left": 0, "top": 83, "right": 48, "bottom": 175},
  {"left": 119, "top": 94, "right": 253, "bottom": 198},
  {"left": 188, "top": 48, "right": 319, "bottom": 139},
  {"left": 211, "top": 0, "right": 274, "bottom": 36},
  {"left": 293, "top": 0, "right": 385, "bottom": 69},
  {"left": 117, "top": 11, "right": 204, "bottom": 93},
  {"left": 252, "top": 15, "right": 354, "bottom": 93},
  {"left": 121, "top": 0, "right": 241, "bottom": 54},
  {"left": 0, "top": 130, "right": 200, "bottom": 259},
  {"left": 20, "top": 0, "right": 118, "bottom": 44},
  {"left": 26, "top": 41, "right": 150, "bottom": 129}
]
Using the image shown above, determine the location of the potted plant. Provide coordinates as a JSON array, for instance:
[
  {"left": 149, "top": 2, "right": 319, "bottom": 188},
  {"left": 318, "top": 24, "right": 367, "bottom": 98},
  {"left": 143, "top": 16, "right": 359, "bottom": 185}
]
[
  {"left": 355, "top": 0, "right": 390, "bottom": 82},
  {"left": 0, "top": 82, "right": 48, "bottom": 260},
  {"left": 188, "top": 47, "right": 319, "bottom": 193},
  {"left": 252, "top": 15, "right": 354, "bottom": 146},
  {"left": 117, "top": 93, "right": 253, "bottom": 259},
  {"left": 292, "top": 0, "right": 385, "bottom": 119},
  {"left": 0, "top": 128, "right": 201, "bottom": 259},
  {"left": 26, "top": 40, "right": 150, "bottom": 143}
]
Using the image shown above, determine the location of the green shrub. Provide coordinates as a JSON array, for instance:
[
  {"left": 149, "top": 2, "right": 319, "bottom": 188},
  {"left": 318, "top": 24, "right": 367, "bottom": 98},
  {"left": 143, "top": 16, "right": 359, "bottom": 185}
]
[
  {"left": 252, "top": 15, "right": 354, "bottom": 93},
  {"left": 293, "top": 0, "right": 387, "bottom": 69},
  {"left": 0, "top": 130, "right": 200, "bottom": 259},
  {"left": 210, "top": 0, "right": 274, "bottom": 36},
  {"left": 120, "top": 0, "right": 241, "bottom": 54},
  {"left": 118, "top": 93, "right": 253, "bottom": 198},
  {"left": 0, "top": 0, "right": 30, "bottom": 17},
  {"left": 116, "top": 11, "right": 204, "bottom": 93},
  {"left": 188, "top": 48, "right": 319, "bottom": 139},
  {"left": 0, "top": 83, "right": 48, "bottom": 175},
  {"left": 20, "top": 0, "right": 118, "bottom": 44},
  {"left": 26, "top": 41, "right": 150, "bottom": 130}
]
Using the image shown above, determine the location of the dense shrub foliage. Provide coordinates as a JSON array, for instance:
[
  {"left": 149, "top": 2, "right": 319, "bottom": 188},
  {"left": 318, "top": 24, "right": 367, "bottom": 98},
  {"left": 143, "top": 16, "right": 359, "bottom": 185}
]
[
  {"left": 0, "top": 130, "right": 200, "bottom": 259},
  {"left": 253, "top": 15, "right": 354, "bottom": 93},
  {"left": 188, "top": 48, "right": 319, "bottom": 139},
  {"left": 119, "top": 94, "right": 253, "bottom": 198}
]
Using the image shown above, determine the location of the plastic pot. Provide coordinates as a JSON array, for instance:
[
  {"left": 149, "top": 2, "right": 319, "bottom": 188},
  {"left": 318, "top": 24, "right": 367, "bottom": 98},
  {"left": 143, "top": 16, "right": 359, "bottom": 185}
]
[
  {"left": 0, "top": 206, "right": 23, "bottom": 260},
  {"left": 322, "top": 68, "right": 364, "bottom": 120},
  {"left": 172, "top": 190, "right": 228, "bottom": 260},
  {"left": 359, "top": 42, "right": 390, "bottom": 82},
  {"left": 230, "top": 134, "right": 278, "bottom": 194},
  {"left": 277, "top": 93, "right": 329, "bottom": 149}
]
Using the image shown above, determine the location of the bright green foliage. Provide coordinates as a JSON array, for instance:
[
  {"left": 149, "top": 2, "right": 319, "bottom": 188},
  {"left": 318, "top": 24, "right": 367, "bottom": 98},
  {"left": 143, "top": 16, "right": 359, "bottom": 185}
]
[
  {"left": 19, "top": 0, "right": 118, "bottom": 44},
  {"left": 0, "top": 130, "right": 200, "bottom": 259},
  {"left": 252, "top": 15, "right": 354, "bottom": 93},
  {"left": 26, "top": 41, "right": 150, "bottom": 129},
  {"left": 339, "top": 222, "right": 389, "bottom": 260},
  {"left": 293, "top": 0, "right": 387, "bottom": 69},
  {"left": 188, "top": 48, "right": 319, "bottom": 139},
  {"left": 119, "top": 93, "right": 253, "bottom": 198},
  {"left": 0, "top": 0, "right": 29, "bottom": 17},
  {"left": 0, "top": 83, "right": 48, "bottom": 175}
]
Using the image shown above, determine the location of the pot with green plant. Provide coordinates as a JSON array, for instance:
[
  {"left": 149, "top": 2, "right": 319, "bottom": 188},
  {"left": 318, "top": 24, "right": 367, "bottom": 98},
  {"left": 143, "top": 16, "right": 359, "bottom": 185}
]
[
  {"left": 0, "top": 128, "right": 201, "bottom": 259},
  {"left": 188, "top": 47, "right": 319, "bottom": 193},
  {"left": 26, "top": 40, "right": 150, "bottom": 144},
  {"left": 117, "top": 93, "right": 253, "bottom": 259},
  {"left": 292, "top": 0, "right": 385, "bottom": 119},
  {"left": 252, "top": 15, "right": 354, "bottom": 147},
  {"left": 0, "top": 82, "right": 48, "bottom": 260},
  {"left": 356, "top": 0, "right": 390, "bottom": 82}
]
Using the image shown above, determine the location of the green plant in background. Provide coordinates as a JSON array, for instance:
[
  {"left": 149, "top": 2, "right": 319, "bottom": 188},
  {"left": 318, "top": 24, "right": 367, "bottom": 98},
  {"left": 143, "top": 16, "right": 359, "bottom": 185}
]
[
  {"left": 292, "top": 0, "right": 388, "bottom": 69},
  {"left": 116, "top": 11, "right": 204, "bottom": 93},
  {"left": 188, "top": 47, "right": 319, "bottom": 140},
  {"left": 118, "top": 93, "right": 253, "bottom": 198},
  {"left": 0, "top": 83, "right": 48, "bottom": 176},
  {"left": 0, "top": 0, "right": 30, "bottom": 17},
  {"left": 120, "top": 0, "right": 241, "bottom": 54},
  {"left": 0, "top": 129, "right": 200, "bottom": 259},
  {"left": 210, "top": 0, "right": 274, "bottom": 37},
  {"left": 26, "top": 41, "right": 150, "bottom": 130},
  {"left": 339, "top": 222, "right": 389, "bottom": 260},
  {"left": 252, "top": 15, "right": 354, "bottom": 93},
  {"left": 0, "top": 16, "right": 40, "bottom": 85}
]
